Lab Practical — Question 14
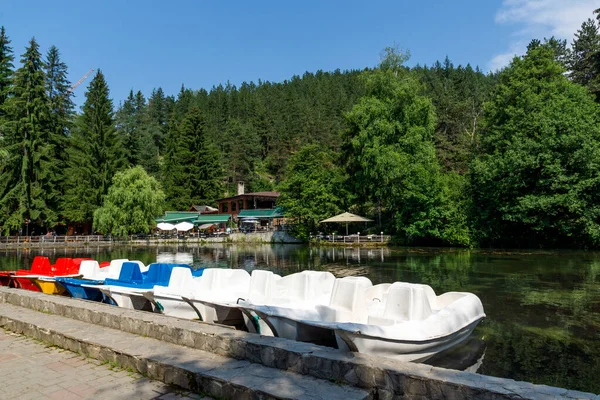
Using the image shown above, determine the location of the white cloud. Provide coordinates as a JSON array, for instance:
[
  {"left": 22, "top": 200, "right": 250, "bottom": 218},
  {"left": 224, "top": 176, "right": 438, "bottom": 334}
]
[
  {"left": 489, "top": 0, "right": 598, "bottom": 71},
  {"left": 488, "top": 40, "right": 527, "bottom": 71}
]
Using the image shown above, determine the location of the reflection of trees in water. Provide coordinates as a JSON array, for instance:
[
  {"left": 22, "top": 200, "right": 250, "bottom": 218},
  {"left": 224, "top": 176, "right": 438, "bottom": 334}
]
[
  {"left": 497, "top": 258, "right": 600, "bottom": 337},
  {"left": 399, "top": 250, "right": 474, "bottom": 293},
  {"left": 478, "top": 320, "right": 600, "bottom": 394}
]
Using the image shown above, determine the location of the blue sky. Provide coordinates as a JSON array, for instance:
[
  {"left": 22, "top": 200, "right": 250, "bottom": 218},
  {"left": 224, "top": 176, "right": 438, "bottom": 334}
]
[{"left": 1, "top": 1, "right": 597, "bottom": 108}]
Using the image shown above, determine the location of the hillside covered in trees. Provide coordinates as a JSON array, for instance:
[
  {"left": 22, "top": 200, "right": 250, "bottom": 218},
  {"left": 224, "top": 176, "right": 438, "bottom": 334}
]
[{"left": 1, "top": 9, "right": 600, "bottom": 248}]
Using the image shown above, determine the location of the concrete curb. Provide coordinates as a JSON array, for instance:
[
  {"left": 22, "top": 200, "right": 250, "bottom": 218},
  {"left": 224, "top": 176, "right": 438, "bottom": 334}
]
[{"left": 0, "top": 287, "right": 597, "bottom": 399}]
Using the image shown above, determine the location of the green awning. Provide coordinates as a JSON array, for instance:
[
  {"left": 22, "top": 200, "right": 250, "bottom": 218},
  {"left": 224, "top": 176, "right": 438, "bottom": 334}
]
[
  {"left": 237, "top": 208, "right": 284, "bottom": 219},
  {"left": 193, "top": 214, "right": 231, "bottom": 225},
  {"left": 155, "top": 212, "right": 199, "bottom": 224}
]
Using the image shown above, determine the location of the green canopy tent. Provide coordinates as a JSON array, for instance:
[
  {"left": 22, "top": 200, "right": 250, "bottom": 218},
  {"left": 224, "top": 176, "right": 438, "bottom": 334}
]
[{"left": 320, "top": 212, "right": 373, "bottom": 235}]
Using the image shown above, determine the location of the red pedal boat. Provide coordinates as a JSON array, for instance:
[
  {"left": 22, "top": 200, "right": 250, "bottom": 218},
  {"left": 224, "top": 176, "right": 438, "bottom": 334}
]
[{"left": 5, "top": 257, "right": 91, "bottom": 292}]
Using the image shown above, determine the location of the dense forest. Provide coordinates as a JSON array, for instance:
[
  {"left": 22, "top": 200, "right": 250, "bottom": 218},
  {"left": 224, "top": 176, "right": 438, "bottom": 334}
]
[{"left": 0, "top": 9, "right": 599, "bottom": 248}]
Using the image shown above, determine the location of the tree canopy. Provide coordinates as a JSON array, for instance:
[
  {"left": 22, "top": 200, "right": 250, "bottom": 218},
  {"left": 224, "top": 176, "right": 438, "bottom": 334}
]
[
  {"left": 277, "top": 144, "right": 346, "bottom": 240},
  {"left": 471, "top": 43, "right": 600, "bottom": 247},
  {"left": 343, "top": 49, "right": 470, "bottom": 246},
  {"left": 93, "top": 166, "right": 165, "bottom": 236},
  {"left": 62, "top": 70, "right": 125, "bottom": 225}
]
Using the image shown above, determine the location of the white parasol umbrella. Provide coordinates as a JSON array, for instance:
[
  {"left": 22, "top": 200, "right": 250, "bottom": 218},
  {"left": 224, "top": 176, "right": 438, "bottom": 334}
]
[
  {"left": 157, "top": 222, "right": 175, "bottom": 231},
  {"left": 174, "top": 221, "right": 194, "bottom": 232},
  {"left": 320, "top": 212, "right": 373, "bottom": 235}
]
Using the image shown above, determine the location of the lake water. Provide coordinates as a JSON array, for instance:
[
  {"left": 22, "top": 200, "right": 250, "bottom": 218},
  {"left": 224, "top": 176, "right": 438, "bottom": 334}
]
[{"left": 1, "top": 244, "right": 598, "bottom": 394}]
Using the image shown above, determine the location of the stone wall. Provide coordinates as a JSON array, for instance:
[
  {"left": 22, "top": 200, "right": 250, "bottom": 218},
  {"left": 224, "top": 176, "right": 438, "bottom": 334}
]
[{"left": 0, "top": 288, "right": 595, "bottom": 399}]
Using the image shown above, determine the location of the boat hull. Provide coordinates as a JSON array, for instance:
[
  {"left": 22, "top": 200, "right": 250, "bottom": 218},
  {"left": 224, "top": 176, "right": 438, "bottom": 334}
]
[
  {"left": 251, "top": 311, "right": 337, "bottom": 346},
  {"left": 145, "top": 293, "right": 198, "bottom": 319},
  {"left": 61, "top": 282, "right": 104, "bottom": 302},
  {"left": 12, "top": 277, "right": 40, "bottom": 291},
  {"left": 334, "top": 319, "right": 483, "bottom": 362},
  {"left": 30, "top": 279, "right": 66, "bottom": 295},
  {"left": 100, "top": 288, "right": 153, "bottom": 311}
]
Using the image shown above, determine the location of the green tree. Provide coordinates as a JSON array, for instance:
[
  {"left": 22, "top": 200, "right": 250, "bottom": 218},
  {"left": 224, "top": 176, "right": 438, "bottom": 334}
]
[
  {"left": 62, "top": 70, "right": 124, "bottom": 225},
  {"left": 93, "top": 166, "right": 165, "bottom": 237},
  {"left": 115, "top": 90, "right": 140, "bottom": 165},
  {"left": 0, "top": 26, "right": 13, "bottom": 121},
  {"left": 277, "top": 144, "right": 346, "bottom": 240},
  {"left": 44, "top": 45, "right": 74, "bottom": 202},
  {"left": 0, "top": 26, "right": 14, "bottom": 172},
  {"left": 343, "top": 48, "right": 470, "bottom": 246},
  {"left": 220, "top": 118, "right": 261, "bottom": 192},
  {"left": 471, "top": 42, "right": 600, "bottom": 247},
  {"left": 568, "top": 18, "right": 600, "bottom": 101},
  {"left": 0, "top": 38, "right": 57, "bottom": 233},
  {"left": 415, "top": 58, "right": 495, "bottom": 173},
  {"left": 162, "top": 107, "right": 222, "bottom": 209}
]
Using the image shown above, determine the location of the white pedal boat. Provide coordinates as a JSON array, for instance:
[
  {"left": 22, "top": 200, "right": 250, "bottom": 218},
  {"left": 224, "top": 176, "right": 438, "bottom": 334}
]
[
  {"left": 241, "top": 277, "right": 485, "bottom": 362},
  {"left": 142, "top": 267, "right": 204, "bottom": 319},
  {"left": 237, "top": 270, "right": 337, "bottom": 339},
  {"left": 180, "top": 268, "right": 282, "bottom": 332},
  {"left": 181, "top": 268, "right": 260, "bottom": 326}
]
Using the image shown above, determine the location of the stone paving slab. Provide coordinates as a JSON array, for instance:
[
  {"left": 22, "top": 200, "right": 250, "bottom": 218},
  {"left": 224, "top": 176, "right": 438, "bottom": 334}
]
[
  {"left": 0, "top": 302, "right": 371, "bottom": 400},
  {"left": 0, "top": 329, "right": 209, "bottom": 400}
]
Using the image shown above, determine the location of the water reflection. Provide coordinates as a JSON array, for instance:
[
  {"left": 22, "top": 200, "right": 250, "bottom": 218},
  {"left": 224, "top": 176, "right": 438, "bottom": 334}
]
[{"left": 0, "top": 244, "right": 599, "bottom": 393}]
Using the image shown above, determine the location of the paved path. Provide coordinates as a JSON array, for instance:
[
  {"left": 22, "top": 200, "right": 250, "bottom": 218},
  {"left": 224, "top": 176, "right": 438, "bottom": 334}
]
[{"left": 0, "top": 329, "right": 210, "bottom": 400}]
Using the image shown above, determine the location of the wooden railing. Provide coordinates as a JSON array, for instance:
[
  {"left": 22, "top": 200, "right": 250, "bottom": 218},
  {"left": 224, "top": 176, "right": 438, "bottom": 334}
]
[{"left": 0, "top": 235, "right": 110, "bottom": 244}]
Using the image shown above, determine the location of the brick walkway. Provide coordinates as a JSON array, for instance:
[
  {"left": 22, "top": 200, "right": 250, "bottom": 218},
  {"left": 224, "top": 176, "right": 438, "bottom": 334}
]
[{"left": 0, "top": 329, "right": 210, "bottom": 400}]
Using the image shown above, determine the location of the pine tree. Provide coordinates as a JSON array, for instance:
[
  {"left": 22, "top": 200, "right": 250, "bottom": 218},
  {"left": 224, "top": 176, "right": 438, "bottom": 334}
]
[
  {"left": 147, "top": 87, "right": 167, "bottom": 149},
  {"left": 62, "top": 70, "right": 125, "bottom": 225},
  {"left": 568, "top": 18, "right": 600, "bottom": 101},
  {"left": 0, "top": 38, "right": 57, "bottom": 233},
  {"left": 162, "top": 107, "right": 222, "bottom": 209},
  {"left": 44, "top": 45, "right": 74, "bottom": 202},
  {"left": 115, "top": 90, "right": 139, "bottom": 165},
  {"left": 0, "top": 26, "right": 14, "bottom": 175},
  {"left": 0, "top": 26, "right": 13, "bottom": 120}
]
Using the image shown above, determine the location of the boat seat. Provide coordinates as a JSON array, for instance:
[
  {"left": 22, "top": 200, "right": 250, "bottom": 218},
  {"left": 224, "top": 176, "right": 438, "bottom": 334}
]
[
  {"left": 104, "top": 261, "right": 144, "bottom": 285},
  {"left": 105, "top": 259, "right": 129, "bottom": 279},
  {"left": 78, "top": 260, "right": 101, "bottom": 280},
  {"left": 368, "top": 282, "right": 433, "bottom": 326},
  {"left": 31, "top": 256, "right": 52, "bottom": 275},
  {"left": 52, "top": 258, "right": 75, "bottom": 275},
  {"left": 196, "top": 268, "right": 251, "bottom": 295},
  {"left": 129, "top": 260, "right": 148, "bottom": 273},
  {"left": 271, "top": 271, "right": 335, "bottom": 307},
  {"left": 246, "top": 270, "right": 281, "bottom": 303},
  {"left": 365, "top": 283, "right": 392, "bottom": 318},
  {"left": 316, "top": 276, "right": 373, "bottom": 323},
  {"left": 72, "top": 258, "right": 92, "bottom": 273},
  {"left": 143, "top": 263, "right": 173, "bottom": 285},
  {"left": 154, "top": 267, "right": 196, "bottom": 296}
]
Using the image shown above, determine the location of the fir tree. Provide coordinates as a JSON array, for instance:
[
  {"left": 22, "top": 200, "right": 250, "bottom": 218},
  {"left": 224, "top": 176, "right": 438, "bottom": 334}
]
[
  {"left": 44, "top": 45, "right": 74, "bottom": 202},
  {"left": 62, "top": 70, "right": 125, "bottom": 225},
  {"left": 162, "top": 107, "right": 222, "bottom": 209},
  {"left": 115, "top": 90, "right": 139, "bottom": 165},
  {"left": 568, "top": 18, "right": 600, "bottom": 101},
  {"left": 0, "top": 38, "right": 57, "bottom": 232},
  {"left": 0, "top": 26, "right": 13, "bottom": 119}
]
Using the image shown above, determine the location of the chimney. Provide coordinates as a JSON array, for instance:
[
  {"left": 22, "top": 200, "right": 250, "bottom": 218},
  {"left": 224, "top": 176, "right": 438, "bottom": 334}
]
[{"left": 237, "top": 181, "right": 245, "bottom": 196}]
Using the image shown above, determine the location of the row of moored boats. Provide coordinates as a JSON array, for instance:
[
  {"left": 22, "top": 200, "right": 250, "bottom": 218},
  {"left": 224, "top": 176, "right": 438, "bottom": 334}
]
[{"left": 0, "top": 257, "right": 486, "bottom": 362}]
